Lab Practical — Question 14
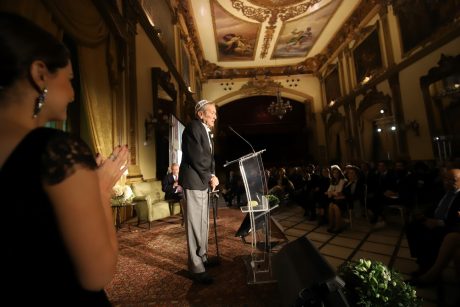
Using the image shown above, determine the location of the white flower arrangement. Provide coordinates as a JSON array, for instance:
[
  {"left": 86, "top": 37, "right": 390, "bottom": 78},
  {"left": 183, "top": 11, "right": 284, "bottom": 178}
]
[{"left": 111, "top": 184, "right": 134, "bottom": 206}]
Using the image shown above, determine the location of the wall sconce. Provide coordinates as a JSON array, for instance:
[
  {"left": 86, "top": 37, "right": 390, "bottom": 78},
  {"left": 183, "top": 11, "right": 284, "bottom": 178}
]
[
  {"left": 406, "top": 120, "right": 420, "bottom": 136},
  {"left": 361, "top": 75, "right": 372, "bottom": 85}
]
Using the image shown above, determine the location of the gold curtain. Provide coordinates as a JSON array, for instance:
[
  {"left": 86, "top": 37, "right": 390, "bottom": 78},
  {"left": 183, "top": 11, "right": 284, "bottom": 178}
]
[{"left": 42, "top": 0, "right": 115, "bottom": 156}]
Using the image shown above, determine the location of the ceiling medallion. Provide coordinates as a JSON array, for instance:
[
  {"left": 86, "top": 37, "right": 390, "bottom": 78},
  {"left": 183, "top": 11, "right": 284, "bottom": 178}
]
[
  {"left": 247, "top": 0, "right": 305, "bottom": 7},
  {"left": 231, "top": 0, "right": 322, "bottom": 57},
  {"left": 231, "top": 0, "right": 322, "bottom": 25}
]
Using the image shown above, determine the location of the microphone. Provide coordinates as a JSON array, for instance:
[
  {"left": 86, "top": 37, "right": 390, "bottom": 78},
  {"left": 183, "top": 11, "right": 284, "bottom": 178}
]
[{"left": 229, "top": 126, "right": 255, "bottom": 153}]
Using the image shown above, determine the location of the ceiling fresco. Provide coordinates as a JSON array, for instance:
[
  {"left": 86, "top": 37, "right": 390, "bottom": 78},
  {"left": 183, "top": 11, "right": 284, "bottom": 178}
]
[
  {"left": 179, "top": 0, "right": 379, "bottom": 79},
  {"left": 272, "top": 0, "right": 341, "bottom": 59},
  {"left": 212, "top": 0, "right": 261, "bottom": 61}
]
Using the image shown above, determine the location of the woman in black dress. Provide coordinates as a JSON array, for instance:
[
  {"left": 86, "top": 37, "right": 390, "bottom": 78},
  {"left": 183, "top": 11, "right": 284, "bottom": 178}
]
[{"left": 0, "top": 12, "right": 128, "bottom": 305}]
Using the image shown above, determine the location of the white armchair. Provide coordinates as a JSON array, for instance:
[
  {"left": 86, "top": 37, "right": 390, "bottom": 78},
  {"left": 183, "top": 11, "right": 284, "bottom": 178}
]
[{"left": 131, "top": 181, "right": 171, "bottom": 228}]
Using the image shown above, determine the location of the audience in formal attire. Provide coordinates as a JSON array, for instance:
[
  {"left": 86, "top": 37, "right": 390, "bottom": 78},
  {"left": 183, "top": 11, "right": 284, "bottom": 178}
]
[
  {"left": 315, "top": 167, "right": 331, "bottom": 226},
  {"left": 343, "top": 165, "right": 365, "bottom": 218},
  {"left": 289, "top": 166, "right": 307, "bottom": 212},
  {"left": 303, "top": 164, "right": 320, "bottom": 219},
  {"left": 222, "top": 169, "right": 243, "bottom": 207},
  {"left": 268, "top": 167, "right": 295, "bottom": 204},
  {"left": 367, "top": 160, "right": 398, "bottom": 227},
  {"left": 409, "top": 231, "right": 460, "bottom": 287},
  {"left": 326, "top": 165, "right": 347, "bottom": 233},
  {"left": 406, "top": 166, "right": 460, "bottom": 274},
  {"left": 162, "top": 162, "right": 183, "bottom": 201}
]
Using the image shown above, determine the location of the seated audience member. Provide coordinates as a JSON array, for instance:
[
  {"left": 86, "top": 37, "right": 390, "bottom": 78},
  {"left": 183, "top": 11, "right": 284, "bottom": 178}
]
[
  {"left": 326, "top": 165, "right": 347, "bottom": 233},
  {"left": 393, "top": 160, "right": 417, "bottom": 210},
  {"left": 268, "top": 167, "right": 295, "bottom": 203},
  {"left": 367, "top": 160, "right": 398, "bottom": 227},
  {"left": 289, "top": 166, "right": 307, "bottom": 208},
  {"left": 408, "top": 231, "right": 460, "bottom": 286},
  {"left": 162, "top": 163, "right": 183, "bottom": 201},
  {"left": 222, "top": 170, "right": 243, "bottom": 207},
  {"left": 406, "top": 165, "right": 460, "bottom": 274},
  {"left": 315, "top": 167, "right": 331, "bottom": 225},
  {"left": 304, "top": 164, "right": 320, "bottom": 219},
  {"left": 343, "top": 165, "right": 365, "bottom": 216}
]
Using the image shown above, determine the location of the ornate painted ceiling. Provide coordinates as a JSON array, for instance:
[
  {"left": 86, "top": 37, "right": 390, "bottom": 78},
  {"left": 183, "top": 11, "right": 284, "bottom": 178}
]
[{"left": 178, "top": 0, "right": 377, "bottom": 80}]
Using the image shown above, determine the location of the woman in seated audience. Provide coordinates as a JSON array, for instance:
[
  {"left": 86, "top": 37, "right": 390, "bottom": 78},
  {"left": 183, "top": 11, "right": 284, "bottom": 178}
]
[{"left": 326, "top": 165, "right": 347, "bottom": 233}]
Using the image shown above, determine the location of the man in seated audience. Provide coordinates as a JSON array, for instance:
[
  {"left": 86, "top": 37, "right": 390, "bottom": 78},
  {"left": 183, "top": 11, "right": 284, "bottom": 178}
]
[
  {"left": 367, "top": 160, "right": 398, "bottom": 227},
  {"left": 406, "top": 164, "right": 460, "bottom": 275},
  {"left": 162, "top": 162, "right": 183, "bottom": 201},
  {"left": 408, "top": 231, "right": 460, "bottom": 286},
  {"left": 222, "top": 170, "right": 243, "bottom": 207}
]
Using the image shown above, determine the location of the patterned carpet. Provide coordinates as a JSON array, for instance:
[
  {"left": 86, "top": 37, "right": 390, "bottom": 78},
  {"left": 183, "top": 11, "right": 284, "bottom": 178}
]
[{"left": 106, "top": 207, "right": 284, "bottom": 306}]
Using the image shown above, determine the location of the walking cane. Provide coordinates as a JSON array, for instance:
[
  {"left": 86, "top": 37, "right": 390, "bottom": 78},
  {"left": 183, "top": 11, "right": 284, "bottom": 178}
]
[{"left": 209, "top": 190, "right": 220, "bottom": 259}]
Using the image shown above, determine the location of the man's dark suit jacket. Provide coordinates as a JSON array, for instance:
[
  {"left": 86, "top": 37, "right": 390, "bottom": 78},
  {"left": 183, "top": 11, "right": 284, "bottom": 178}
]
[
  {"left": 162, "top": 173, "right": 182, "bottom": 200},
  {"left": 445, "top": 191, "right": 460, "bottom": 231},
  {"left": 179, "top": 119, "right": 215, "bottom": 190}
]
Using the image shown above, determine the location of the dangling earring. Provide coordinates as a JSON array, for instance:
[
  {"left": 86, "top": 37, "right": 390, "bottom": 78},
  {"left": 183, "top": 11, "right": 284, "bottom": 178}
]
[{"left": 33, "top": 87, "right": 47, "bottom": 118}]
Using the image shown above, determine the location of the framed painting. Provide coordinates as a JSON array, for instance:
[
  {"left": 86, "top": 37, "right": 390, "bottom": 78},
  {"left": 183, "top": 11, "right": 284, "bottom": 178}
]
[
  {"left": 394, "top": 0, "right": 459, "bottom": 55},
  {"left": 353, "top": 27, "right": 383, "bottom": 85}
]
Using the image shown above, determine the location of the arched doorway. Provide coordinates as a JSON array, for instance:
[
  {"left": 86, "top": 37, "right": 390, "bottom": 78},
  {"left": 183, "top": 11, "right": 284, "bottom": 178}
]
[{"left": 216, "top": 95, "right": 307, "bottom": 169}]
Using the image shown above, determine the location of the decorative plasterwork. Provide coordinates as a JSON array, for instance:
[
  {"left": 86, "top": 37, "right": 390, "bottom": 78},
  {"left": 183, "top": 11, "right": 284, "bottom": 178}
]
[
  {"left": 230, "top": 0, "right": 323, "bottom": 59},
  {"left": 247, "top": 0, "right": 305, "bottom": 7},
  {"left": 323, "top": 0, "right": 380, "bottom": 59},
  {"left": 240, "top": 78, "right": 282, "bottom": 96},
  {"left": 178, "top": 0, "right": 385, "bottom": 80},
  {"left": 260, "top": 25, "right": 276, "bottom": 58},
  {"left": 231, "top": 0, "right": 322, "bottom": 25}
]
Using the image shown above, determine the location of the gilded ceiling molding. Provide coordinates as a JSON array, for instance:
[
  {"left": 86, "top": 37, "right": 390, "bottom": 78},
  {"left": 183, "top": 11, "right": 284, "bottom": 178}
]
[
  {"left": 179, "top": 0, "right": 382, "bottom": 80},
  {"left": 323, "top": 0, "right": 379, "bottom": 59},
  {"left": 240, "top": 78, "right": 281, "bottom": 95},
  {"left": 247, "top": 0, "right": 304, "bottom": 6},
  {"left": 231, "top": 0, "right": 322, "bottom": 25},
  {"left": 278, "top": 0, "right": 322, "bottom": 21},
  {"left": 260, "top": 25, "right": 276, "bottom": 58},
  {"left": 178, "top": 1, "right": 206, "bottom": 70},
  {"left": 230, "top": 0, "right": 271, "bottom": 23},
  {"left": 201, "top": 53, "right": 326, "bottom": 79}
]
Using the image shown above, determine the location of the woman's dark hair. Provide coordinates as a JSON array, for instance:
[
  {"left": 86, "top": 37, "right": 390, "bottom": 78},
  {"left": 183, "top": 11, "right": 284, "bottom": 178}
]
[{"left": 0, "top": 12, "right": 69, "bottom": 92}]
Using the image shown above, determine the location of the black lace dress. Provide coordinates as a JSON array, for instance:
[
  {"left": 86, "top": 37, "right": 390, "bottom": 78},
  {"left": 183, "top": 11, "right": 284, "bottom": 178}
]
[{"left": 0, "top": 127, "right": 111, "bottom": 306}]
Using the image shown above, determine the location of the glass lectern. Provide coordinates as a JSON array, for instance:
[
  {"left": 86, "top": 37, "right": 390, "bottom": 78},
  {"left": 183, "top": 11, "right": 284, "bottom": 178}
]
[{"left": 224, "top": 150, "right": 277, "bottom": 284}]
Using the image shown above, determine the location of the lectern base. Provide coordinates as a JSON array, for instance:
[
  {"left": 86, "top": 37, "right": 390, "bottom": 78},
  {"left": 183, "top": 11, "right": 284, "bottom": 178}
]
[{"left": 242, "top": 253, "right": 277, "bottom": 285}]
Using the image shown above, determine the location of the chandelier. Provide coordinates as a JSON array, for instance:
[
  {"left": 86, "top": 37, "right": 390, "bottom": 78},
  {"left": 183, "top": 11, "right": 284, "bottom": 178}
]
[{"left": 267, "top": 85, "right": 292, "bottom": 119}]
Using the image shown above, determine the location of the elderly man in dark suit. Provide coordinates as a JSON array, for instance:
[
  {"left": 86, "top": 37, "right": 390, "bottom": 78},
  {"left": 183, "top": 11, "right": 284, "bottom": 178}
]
[
  {"left": 162, "top": 162, "right": 183, "bottom": 201},
  {"left": 179, "top": 99, "right": 219, "bottom": 284},
  {"left": 406, "top": 165, "right": 460, "bottom": 275}
]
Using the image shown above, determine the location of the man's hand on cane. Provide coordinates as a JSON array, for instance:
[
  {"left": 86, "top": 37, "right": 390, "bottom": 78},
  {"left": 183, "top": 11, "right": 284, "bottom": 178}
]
[{"left": 210, "top": 175, "right": 219, "bottom": 191}]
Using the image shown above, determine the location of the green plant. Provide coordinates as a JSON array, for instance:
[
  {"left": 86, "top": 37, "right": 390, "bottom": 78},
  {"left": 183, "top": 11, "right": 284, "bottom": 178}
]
[
  {"left": 265, "top": 194, "right": 280, "bottom": 207},
  {"left": 337, "top": 259, "right": 422, "bottom": 307}
]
